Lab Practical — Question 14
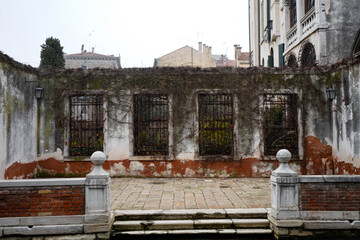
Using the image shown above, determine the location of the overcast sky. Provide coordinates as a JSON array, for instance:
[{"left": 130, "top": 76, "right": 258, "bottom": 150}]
[{"left": 0, "top": 0, "right": 249, "bottom": 68}]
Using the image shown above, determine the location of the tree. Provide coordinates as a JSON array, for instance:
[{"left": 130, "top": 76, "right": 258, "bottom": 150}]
[{"left": 40, "top": 37, "right": 65, "bottom": 68}]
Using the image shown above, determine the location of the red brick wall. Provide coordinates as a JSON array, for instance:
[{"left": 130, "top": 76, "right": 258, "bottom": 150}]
[
  {"left": 0, "top": 186, "right": 85, "bottom": 218},
  {"left": 301, "top": 183, "right": 360, "bottom": 211}
]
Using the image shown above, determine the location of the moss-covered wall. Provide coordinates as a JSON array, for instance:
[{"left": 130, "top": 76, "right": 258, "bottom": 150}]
[{"left": 2, "top": 50, "right": 360, "bottom": 178}]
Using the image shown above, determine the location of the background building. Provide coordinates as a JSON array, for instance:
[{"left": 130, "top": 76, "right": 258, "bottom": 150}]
[
  {"left": 249, "top": 0, "right": 360, "bottom": 67},
  {"left": 212, "top": 55, "right": 234, "bottom": 67},
  {"left": 65, "top": 45, "right": 121, "bottom": 69},
  {"left": 234, "top": 45, "right": 250, "bottom": 68},
  {"left": 154, "top": 42, "right": 216, "bottom": 68}
]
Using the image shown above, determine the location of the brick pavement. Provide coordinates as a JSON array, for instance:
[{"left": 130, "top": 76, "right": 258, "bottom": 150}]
[{"left": 110, "top": 178, "right": 271, "bottom": 210}]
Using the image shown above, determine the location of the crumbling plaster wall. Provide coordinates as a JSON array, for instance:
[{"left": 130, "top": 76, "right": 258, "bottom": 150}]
[
  {"left": 325, "top": 0, "right": 360, "bottom": 63},
  {"left": 2, "top": 50, "right": 360, "bottom": 178},
  {"left": 334, "top": 64, "right": 360, "bottom": 170},
  {"left": 0, "top": 63, "right": 38, "bottom": 179}
]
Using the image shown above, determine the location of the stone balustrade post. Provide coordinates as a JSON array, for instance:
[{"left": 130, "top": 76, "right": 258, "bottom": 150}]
[
  {"left": 85, "top": 151, "right": 110, "bottom": 214},
  {"left": 271, "top": 149, "right": 300, "bottom": 220},
  {"left": 84, "top": 151, "right": 113, "bottom": 234}
]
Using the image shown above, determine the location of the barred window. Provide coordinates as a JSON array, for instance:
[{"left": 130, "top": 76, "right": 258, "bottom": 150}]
[
  {"left": 263, "top": 94, "right": 298, "bottom": 156},
  {"left": 134, "top": 94, "right": 168, "bottom": 156},
  {"left": 70, "top": 95, "right": 104, "bottom": 156},
  {"left": 198, "top": 94, "right": 233, "bottom": 155}
]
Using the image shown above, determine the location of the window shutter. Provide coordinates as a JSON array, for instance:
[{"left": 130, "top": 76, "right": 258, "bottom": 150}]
[
  {"left": 279, "top": 43, "right": 285, "bottom": 67},
  {"left": 268, "top": 55, "right": 274, "bottom": 67}
]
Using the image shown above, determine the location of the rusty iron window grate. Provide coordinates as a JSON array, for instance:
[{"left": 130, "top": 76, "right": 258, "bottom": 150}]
[
  {"left": 198, "top": 94, "right": 233, "bottom": 155},
  {"left": 134, "top": 94, "right": 169, "bottom": 156},
  {"left": 70, "top": 95, "right": 104, "bottom": 156},
  {"left": 263, "top": 94, "right": 298, "bottom": 156}
]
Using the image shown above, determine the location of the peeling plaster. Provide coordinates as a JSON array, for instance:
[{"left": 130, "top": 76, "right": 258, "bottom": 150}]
[
  {"left": 109, "top": 162, "right": 127, "bottom": 176},
  {"left": 184, "top": 168, "right": 196, "bottom": 177},
  {"left": 36, "top": 148, "right": 63, "bottom": 161},
  {"left": 129, "top": 161, "right": 144, "bottom": 176}
]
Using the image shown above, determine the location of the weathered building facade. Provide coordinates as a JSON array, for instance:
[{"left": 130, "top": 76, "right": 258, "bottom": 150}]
[
  {"left": 154, "top": 42, "right": 216, "bottom": 68},
  {"left": 1, "top": 51, "right": 360, "bottom": 179},
  {"left": 249, "top": 0, "right": 360, "bottom": 67},
  {"left": 64, "top": 45, "right": 121, "bottom": 69}
]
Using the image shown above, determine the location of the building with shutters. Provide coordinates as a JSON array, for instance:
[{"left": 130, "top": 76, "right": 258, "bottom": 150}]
[{"left": 249, "top": 0, "right": 360, "bottom": 67}]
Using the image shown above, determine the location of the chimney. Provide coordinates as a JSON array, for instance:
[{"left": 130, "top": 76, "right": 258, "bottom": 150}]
[
  {"left": 81, "top": 44, "right": 84, "bottom": 53},
  {"left": 234, "top": 44, "right": 242, "bottom": 59},
  {"left": 234, "top": 45, "right": 242, "bottom": 67},
  {"left": 92, "top": 47, "right": 95, "bottom": 53},
  {"left": 198, "top": 42, "right": 203, "bottom": 53},
  {"left": 203, "top": 44, "right": 207, "bottom": 56}
]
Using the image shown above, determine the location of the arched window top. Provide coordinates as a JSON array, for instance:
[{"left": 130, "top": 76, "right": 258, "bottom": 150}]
[
  {"left": 299, "top": 42, "right": 316, "bottom": 67},
  {"left": 286, "top": 53, "right": 298, "bottom": 67},
  {"left": 352, "top": 28, "right": 360, "bottom": 56}
]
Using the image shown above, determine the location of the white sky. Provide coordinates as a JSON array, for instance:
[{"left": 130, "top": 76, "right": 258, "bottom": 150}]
[{"left": 0, "top": 0, "right": 249, "bottom": 68}]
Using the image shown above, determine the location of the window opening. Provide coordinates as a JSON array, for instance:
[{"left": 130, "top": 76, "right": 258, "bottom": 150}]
[
  {"left": 134, "top": 94, "right": 169, "bottom": 156},
  {"left": 286, "top": 53, "right": 298, "bottom": 67},
  {"left": 198, "top": 94, "right": 233, "bottom": 155},
  {"left": 263, "top": 94, "right": 298, "bottom": 156},
  {"left": 70, "top": 95, "right": 104, "bottom": 156},
  {"left": 290, "top": 0, "right": 297, "bottom": 28},
  {"left": 305, "top": 0, "right": 315, "bottom": 13},
  {"left": 300, "top": 42, "right": 316, "bottom": 67}
]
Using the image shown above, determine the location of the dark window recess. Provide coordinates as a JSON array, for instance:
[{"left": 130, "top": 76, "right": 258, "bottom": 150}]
[
  {"left": 279, "top": 43, "right": 285, "bottom": 67},
  {"left": 290, "top": 0, "right": 297, "bottom": 28},
  {"left": 286, "top": 53, "right": 298, "bottom": 67},
  {"left": 305, "top": 0, "right": 315, "bottom": 13},
  {"left": 134, "top": 94, "right": 168, "bottom": 156},
  {"left": 70, "top": 95, "right": 104, "bottom": 156},
  {"left": 263, "top": 94, "right": 298, "bottom": 156},
  {"left": 268, "top": 48, "right": 274, "bottom": 67},
  {"left": 300, "top": 42, "right": 316, "bottom": 67},
  {"left": 198, "top": 94, "right": 233, "bottom": 155}
]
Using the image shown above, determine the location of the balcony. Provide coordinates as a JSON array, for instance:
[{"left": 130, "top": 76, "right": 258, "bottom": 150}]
[
  {"left": 286, "top": 25, "right": 297, "bottom": 48},
  {"left": 301, "top": 7, "right": 316, "bottom": 35}
]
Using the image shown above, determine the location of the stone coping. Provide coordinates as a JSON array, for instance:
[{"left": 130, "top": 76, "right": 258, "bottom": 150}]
[
  {"left": 0, "top": 178, "right": 85, "bottom": 187},
  {"left": 299, "top": 175, "right": 360, "bottom": 183}
]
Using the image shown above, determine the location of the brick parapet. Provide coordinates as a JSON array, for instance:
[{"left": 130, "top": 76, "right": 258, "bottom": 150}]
[
  {"left": 300, "top": 176, "right": 360, "bottom": 211},
  {"left": 0, "top": 184, "right": 85, "bottom": 218},
  {"left": 0, "top": 179, "right": 86, "bottom": 218}
]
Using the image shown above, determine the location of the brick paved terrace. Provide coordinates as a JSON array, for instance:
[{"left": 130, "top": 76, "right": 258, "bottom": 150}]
[{"left": 110, "top": 178, "right": 271, "bottom": 210}]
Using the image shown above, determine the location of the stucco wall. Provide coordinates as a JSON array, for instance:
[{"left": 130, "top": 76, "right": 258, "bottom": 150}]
[
  {"left": 0, "top": 63, "right": 38, "bottom": 179},
  {"left": 325, "top": 0, "right": 360, "bottom": 63}
]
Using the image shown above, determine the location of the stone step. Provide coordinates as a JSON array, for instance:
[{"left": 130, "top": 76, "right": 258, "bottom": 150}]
[
  {"left": 113, "top": 219, "right": 270, "bottom": 231},
  {"left": 112, "top": 228, "right": 273, "bottom": 236},
  {"left": 114, "top": 208, "right": 268, "bottom": 221}
]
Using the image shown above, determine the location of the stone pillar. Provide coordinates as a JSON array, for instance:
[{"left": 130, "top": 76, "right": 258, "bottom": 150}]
[
  {"left": 271, "top": 149, "right": 300, "bottom": 220},
  {"left": 85, "top": 151, "right": 110, "bottom": 214},
  {"left": 84, "top": 151, "right": 113, "bottom": 234}
]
